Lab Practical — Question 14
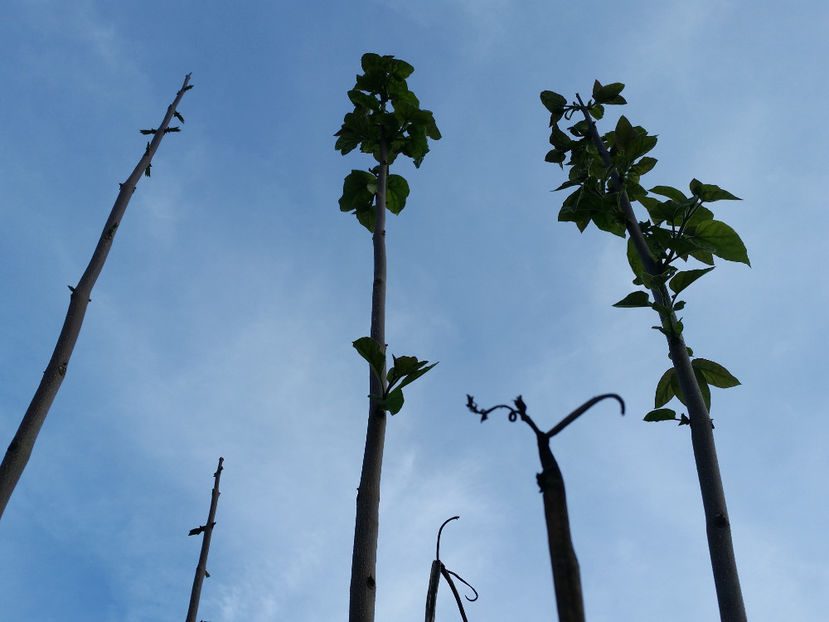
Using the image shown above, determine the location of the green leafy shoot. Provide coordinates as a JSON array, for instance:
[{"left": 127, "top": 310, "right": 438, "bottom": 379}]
[
  {"left": 541, "top": 79, "right": 750, "bottom": 421},
  {"left": 335, "top": 53, "right": 441, "bottom": 231},
  {"left": 352, "top": 337, "right": 437, "bottom": 414}
]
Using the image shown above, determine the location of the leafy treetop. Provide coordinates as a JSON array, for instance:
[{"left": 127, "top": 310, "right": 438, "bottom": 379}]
[
  {"left": 540, "top": 80, "right": 749, "bottom": 423},
  {"left": 335, "top": 53, "right": 441, "bottom": 232}
]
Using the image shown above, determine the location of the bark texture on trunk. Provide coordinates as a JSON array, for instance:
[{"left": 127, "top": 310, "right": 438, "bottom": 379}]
[
  {"left": 537, "top": 440, "right": 585, "bottom": 622},
  {"left": 0, "top": 74, "right": 192, "bottom": 519}
]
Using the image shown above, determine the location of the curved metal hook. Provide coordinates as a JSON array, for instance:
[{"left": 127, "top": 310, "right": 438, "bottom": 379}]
[
  {"left": 436, "top": 515, "right": 459, "bottom": 561},
  {"left": 546, "top": 393, "right": 625, "bottom": 438}
]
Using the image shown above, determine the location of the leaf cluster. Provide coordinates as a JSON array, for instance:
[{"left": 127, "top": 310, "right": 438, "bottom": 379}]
[
  {"left": 353, "top": 337, "right": 437, "bottom": 415},
  {"left": 542, "top": 80, "right": 749, "bottom": 422},
  {"left": 335, "top": 53, "right": 440, "bottom": 232},
  {"left": 644, "top": 358, "right": 740, "bottom": 425},
  {"left": 338, "top": 168, "right": 410, "bottom": 232}
]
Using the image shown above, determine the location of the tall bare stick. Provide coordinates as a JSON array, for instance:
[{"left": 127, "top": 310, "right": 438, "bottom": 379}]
[
  {"left": 185, "top": 457, "right": 224, "bottom": 622},
  {"left": 0, "top": 74, "right": 193, "bottom": 519}
]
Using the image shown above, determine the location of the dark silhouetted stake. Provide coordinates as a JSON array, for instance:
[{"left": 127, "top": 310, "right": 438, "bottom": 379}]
[{"left": 467, "top": 393, "right": 624, "bottom": 622}]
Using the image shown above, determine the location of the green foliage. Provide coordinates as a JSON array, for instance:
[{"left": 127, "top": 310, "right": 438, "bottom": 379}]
[
  {"left": 352, "top": 337, "right": 437, "bottom": 415},
  {"left": 542, "top": 80, "right": 749, "bottom": 423},
  {"left": 335, "top": 53, "right": 440, "bottom": 232},
  {"left": 613, "top": 291, "right": 650, "bottom": 308}
]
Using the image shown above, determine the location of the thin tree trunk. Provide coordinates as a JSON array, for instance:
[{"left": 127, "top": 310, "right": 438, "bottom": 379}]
[
  {"left": 577, "top": 97, "right": 746, "bottom": 622},
  {"left": 537, "top": 440, "right": 584, "bottom": 622},
  {"left": 186, "top": 457, "right": 223, "bottom": 622},
  {"left": 0, "top": 74, "right": 192, "bottom": 519},
  {"left": 349, "top": 139, "right": 388, "bottom": 622}
]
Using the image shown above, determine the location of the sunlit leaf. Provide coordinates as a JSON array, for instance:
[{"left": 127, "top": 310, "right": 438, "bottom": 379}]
[
  {"left": 692, "top": 358, "right": 740, "bottom": 388},
  {"left": 669, "top": 267, "right": 715, "bottom": 295},
  {"left": 655, "top": 367, "right": 676, "bottom": 407}
]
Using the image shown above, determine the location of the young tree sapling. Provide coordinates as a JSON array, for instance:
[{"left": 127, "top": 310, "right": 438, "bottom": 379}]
[{"left": 335, "top": 53, "right": 440, "bottom": 622}]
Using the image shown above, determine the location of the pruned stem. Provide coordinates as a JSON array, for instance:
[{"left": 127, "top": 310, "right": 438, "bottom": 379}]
[
  {"left": 0, "top": 74, "right": 193, "bottom": 519},
  {"left": 185, "top": 457, "right": 223, "bottom": 622}
]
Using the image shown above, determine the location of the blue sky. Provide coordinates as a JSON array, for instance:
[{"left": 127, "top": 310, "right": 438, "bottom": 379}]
[{"left": 1, "top": 1, "right": 827, "bottom": 620}]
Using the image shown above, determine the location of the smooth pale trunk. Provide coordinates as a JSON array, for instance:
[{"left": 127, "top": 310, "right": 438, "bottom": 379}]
[
  {"left": 349, "top": 140, "right": 388, "bottom": 622},
  {"left": 577, "top": 96, "right": 747, "bottom": 622}
]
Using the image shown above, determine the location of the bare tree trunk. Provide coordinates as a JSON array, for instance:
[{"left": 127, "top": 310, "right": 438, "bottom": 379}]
[
  {"left": 577, "top": 97, "right": 746, "bottom": 622},
  {"left": 0, "top": 74, "right": 193, "bottom": 519},
  {"left": 349, "top": 139, "right": 388, "bottom": 622},
  {"left": 537, "top": 440, "right": 584, "bottom": 622},
  {"left": 185, "top": 457, "right": 224, "bottom": 622}
]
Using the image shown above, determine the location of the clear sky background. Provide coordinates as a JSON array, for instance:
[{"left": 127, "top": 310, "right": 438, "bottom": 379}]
[{"left": 1, "top": 1, "right": 827, "bottom": 620}]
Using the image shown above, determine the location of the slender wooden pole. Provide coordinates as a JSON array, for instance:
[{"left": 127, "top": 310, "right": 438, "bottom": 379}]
[
  {"left": 185, "top": 457, "right": 223, "bottom": 622},
  {"left": 349, "top": 137, "right": 388, "bottom": 622},
  {"left": 0, "top": 74, "right": 193, "bottom": 519}
]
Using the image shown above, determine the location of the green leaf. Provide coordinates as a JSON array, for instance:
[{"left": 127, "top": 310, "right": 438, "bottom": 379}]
[
  {"left": 339, "top": 170, "right": 377, "bottom": 231},
  {"left": 669, "top": 267, "right": 715, "bottom": 295},
  {"left": 386, "top": 174, "right": 410, "bottom": 214},
  {"left": 693, "top": 220, "right": 750, "bottom": 265},
  {"left": 626, "top": 133, "right": 658, "bottom": 161},
  {"left": 395, "top": 359, "right": 438, "bottom": 392},
  {"left": 613, "top": 291, "right": 651, "bottom": 308},
  {"left": 391, "top": 58, "right": 414, "bottom": 79},
  {"left": 691, "top": 358, "right": 740, "bottom": 388},
  {"left": 670, "top": 370, "right": 685, "bottom": 406},
  {"left": 352, "top": 337, "right": 385, "bottom": 383},
  {"left": 690, "top": 249, "right": 715, "bottom": 265},
  {"left": 545, "top": 149, "right": 567, "bottom": 166},
  {"left": 644, "top": 408, "right": 677, "bottom": 422},
  {"left": 548, "top": 126, "right": 573, "bottom": 150},
  {"left": 614, "top": 115, "right": 635, "bottom": 151},
  {"left": 627, "top": 237, "right": 645, "bottom": 282},
  {"left": 540, "top": 90, "right": 568, "bottom": 114},
  {"left": 347, "top": 89, "right": 381, "bottom": 112},
  {"left": 593, "top": 81, "right": 625, "bottom": 104},
  {"left": 686, "top": 205, "right": 715, "bottom": 226},
  {"left": 689, "top": 179, "right": 741, "bottom": 202},
  {"left": 384, "top": 388, "right": 405, "bottom": 414},
  {"left": 654, "top": 367, "right": 676, "bottom": 408},
  {"left": 650, "top": 185, "right": 688, "bottom": 203},
  {"left": 589, "top": 104, "right": 604, "bottom": 120},
  {"left": 630, "top": 156, "right": 657, "bottom": 177},
  {"left": 360, "top": 52, "right": 382, "bottom": 73}
]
